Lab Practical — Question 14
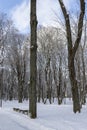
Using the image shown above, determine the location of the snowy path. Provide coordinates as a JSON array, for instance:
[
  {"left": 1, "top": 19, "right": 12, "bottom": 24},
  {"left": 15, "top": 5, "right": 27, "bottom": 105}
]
[
  {"left": 0, "top": 109, "right": 29, "bottom": 130},
  {"left": 0, "top": 100, "right": 87, "bottom": 130},
  {"left": 0, "top": 108, "right": 57, "bottom": 130}
]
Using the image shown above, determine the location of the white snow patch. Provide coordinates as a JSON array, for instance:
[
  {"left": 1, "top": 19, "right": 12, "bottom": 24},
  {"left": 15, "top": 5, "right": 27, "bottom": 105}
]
[{"left": 0, "top": 99, "right": 87, "bottom": 130}]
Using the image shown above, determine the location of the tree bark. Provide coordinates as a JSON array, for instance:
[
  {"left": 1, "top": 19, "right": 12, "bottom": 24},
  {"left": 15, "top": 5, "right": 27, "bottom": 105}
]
[
  {"left": 58, "top": 56, "right": 62, "bottom": 105},
  {"left": 0, "top": 68, "right": 3, "bottom": 107},
  {"left": 37, "top": 71, "right": 41, "bottom": 103},
  {"left": 81, "top": 48, "right": 86, "bottom": 104},
  {"left": 29, "top": 0, "right": 37, "bottom": 118},
  {"left": 58, "top": 0, "right": 85, "bottom": 113}
]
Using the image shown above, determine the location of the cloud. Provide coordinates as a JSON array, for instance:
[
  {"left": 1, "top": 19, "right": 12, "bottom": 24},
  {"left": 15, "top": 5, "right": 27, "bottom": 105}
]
[
  {"left": 11, "top": 0, "right": 30, "bottom": 33},
  {"left": 37, "top": 0, "right": 60, "bottom": 26},
  {"left": 10, "top": 0, "right": 76, "bottom": 33}
]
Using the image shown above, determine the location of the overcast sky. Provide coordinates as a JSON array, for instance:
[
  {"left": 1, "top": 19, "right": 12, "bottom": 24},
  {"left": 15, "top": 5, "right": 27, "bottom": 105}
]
[{"left": 0, "top": 0, "right": 81, "bottom": 33}]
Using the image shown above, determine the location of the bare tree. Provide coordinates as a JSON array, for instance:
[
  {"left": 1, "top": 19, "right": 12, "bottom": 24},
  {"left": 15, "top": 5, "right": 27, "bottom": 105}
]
[
  {"left": 0, "top": 13, "right": 10, "bottom": 106},
  {"left": 7, "top": 30, "right": 27, "bottom": 102},
  {"left": 37, "top": 27, "right": 67, "bottom": 104},
  {"left": 58, "top": 0, "right": 85, "bottom": 113}
]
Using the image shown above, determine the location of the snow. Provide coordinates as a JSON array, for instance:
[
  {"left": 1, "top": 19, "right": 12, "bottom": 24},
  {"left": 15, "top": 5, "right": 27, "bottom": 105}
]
[{"left": 0, "top": 99, "right": 87, "bottom": 130}]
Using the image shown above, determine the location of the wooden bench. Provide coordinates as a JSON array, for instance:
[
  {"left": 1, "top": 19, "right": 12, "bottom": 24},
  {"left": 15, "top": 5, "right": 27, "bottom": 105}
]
[{"left": 13, "top": 108, "right": 28, "bottom": 115}]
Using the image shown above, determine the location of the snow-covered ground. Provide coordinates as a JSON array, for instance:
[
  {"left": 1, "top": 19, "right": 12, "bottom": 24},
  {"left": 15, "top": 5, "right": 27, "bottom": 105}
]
[{"left": 0, "top": 99, "right": 87, "bottom": 130}]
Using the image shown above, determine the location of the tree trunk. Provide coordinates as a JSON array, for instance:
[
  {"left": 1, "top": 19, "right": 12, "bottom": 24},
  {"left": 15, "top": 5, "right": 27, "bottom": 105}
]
[
  {"left": 58, "top": 0, "right": 85, "bottom": 113},
  {"left": 0, "top": 68, "right": 3, "bottom": 107},
  {"left": 18, "top": 78, "right": 23, "bottom": 103},
  {"left": 81, "top": 49, "right": 86, "bottom": 104},
  {"left": 68, "top": 56, "right": 80, "bottom": 112},
  {"left": 29, "top": 0, "right": 37, "bottom": 118},
  {"left": 45, "top": 58, "right": 52, "bottom": 104},
  {"left": 37, "top": 71, "right": 41, "bottom": 103}
]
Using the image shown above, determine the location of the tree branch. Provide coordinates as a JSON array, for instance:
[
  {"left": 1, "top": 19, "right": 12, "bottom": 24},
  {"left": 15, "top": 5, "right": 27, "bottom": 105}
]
[
  {"left": 58, "top": 0, "right": 73, "bottom": 53},
  {"left": 73, "top": 0, "right": 85, "bottom": 56}
]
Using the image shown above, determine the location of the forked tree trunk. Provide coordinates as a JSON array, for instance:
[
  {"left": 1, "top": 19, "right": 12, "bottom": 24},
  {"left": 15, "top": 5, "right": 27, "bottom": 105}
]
[
  {"left": 58, "top": 0, "right": 85, "bottom": 113},
  {"left": 29, "top": 0, "right": 37, "bottom": 118}
]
